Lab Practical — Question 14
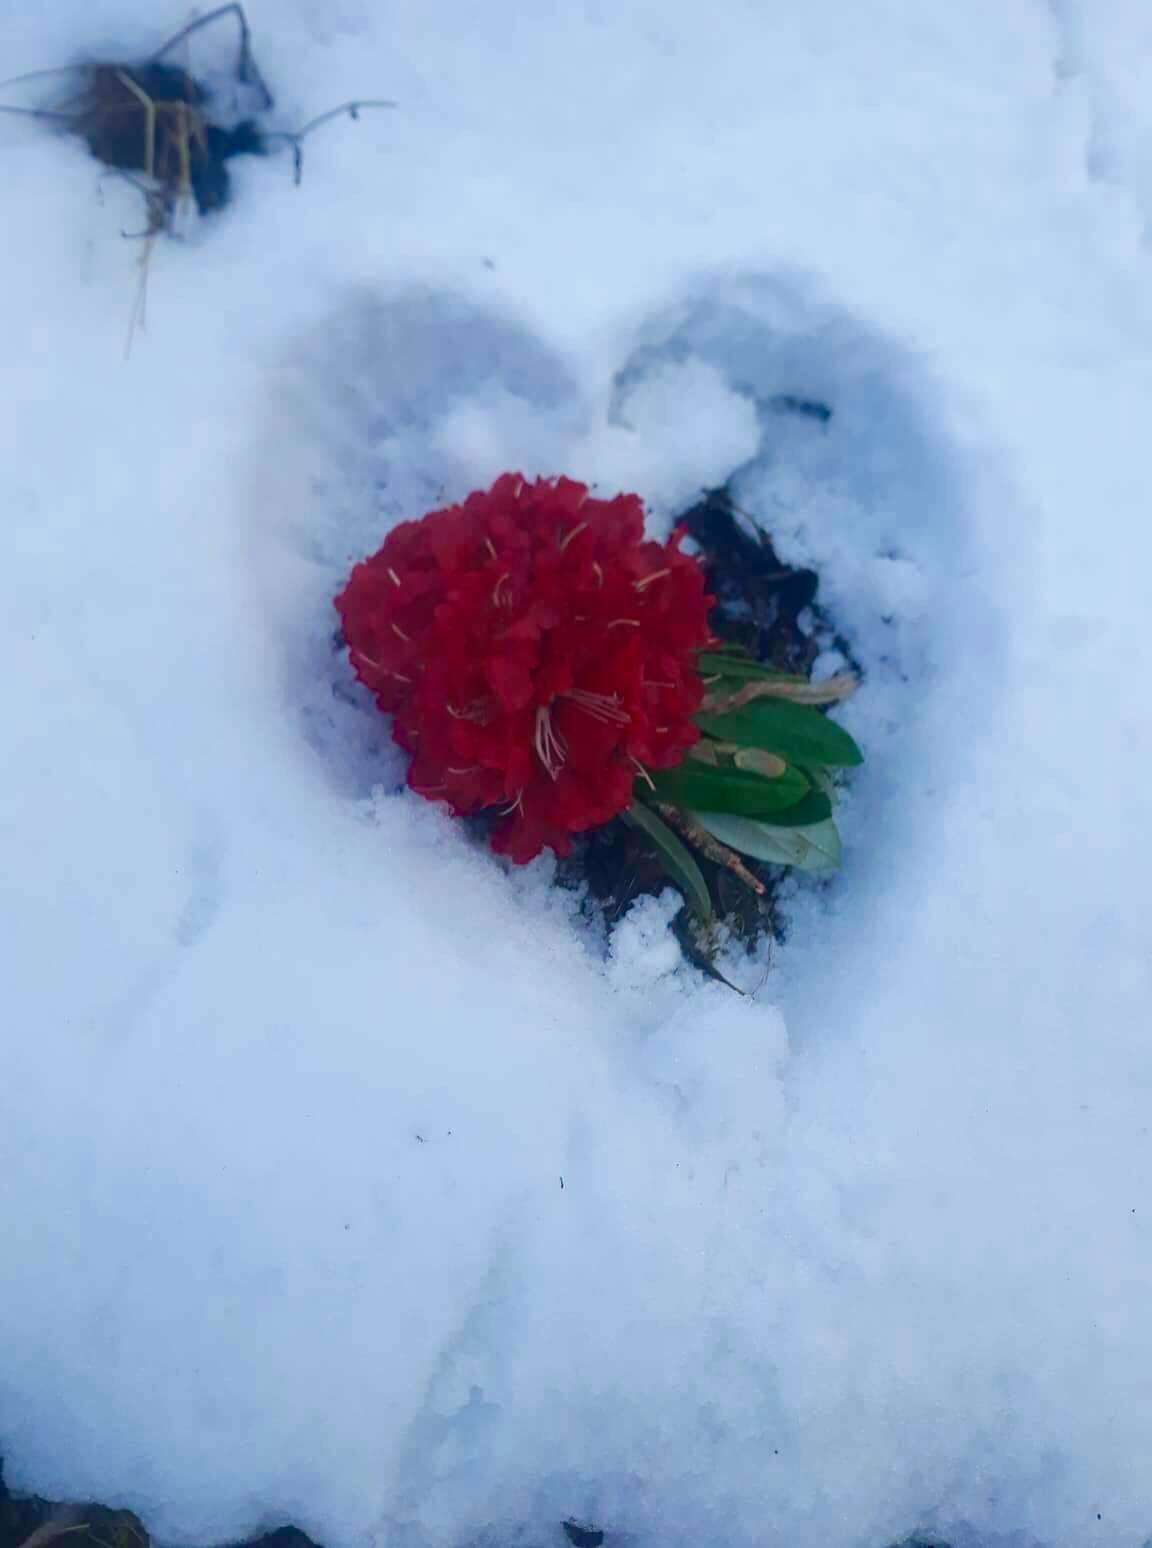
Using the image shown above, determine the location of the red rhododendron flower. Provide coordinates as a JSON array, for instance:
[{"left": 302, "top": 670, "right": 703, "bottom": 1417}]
[{"left": 335, "top": 473, "right": 713, "bottom": 862}]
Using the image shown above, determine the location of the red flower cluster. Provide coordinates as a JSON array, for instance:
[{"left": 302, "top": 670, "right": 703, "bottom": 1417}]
[{"left": 336, "top": 473, "right": 712, "bottom": 861}]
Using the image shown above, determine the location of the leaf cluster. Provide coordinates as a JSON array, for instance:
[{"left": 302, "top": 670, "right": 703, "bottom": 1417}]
[{"left": 630, "top": 645, "right": 863, "bottom": 930}]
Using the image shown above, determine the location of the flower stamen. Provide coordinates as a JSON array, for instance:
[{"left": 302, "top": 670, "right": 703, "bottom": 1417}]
[
  {"left": 630, "top": 756, "right": 655, "bottom": 790},
  {"left": 534, "top": 704, "right": 568, "bottom": 779},
  {"left": 607, "top": 618, "right": 641, "bottom": 629},
  {"left": 387, "top": 567, "right": 402, "bottom": 588},
  {"left": 559, "top": 522, "right": 588, "bottom": 551},
  {"left": 561, "top": 688, "right": 631, "bottom": 726},
  {"left": 446, "top": 701, "right": 489, "bottom": 722},
  {"left": 391, "top": 621, "right": 411, "bottom": 642},
  {"left": 633, "top": 568, "right": 671, "bottom": 591},
  {"left": 483, "top": 537, "right": 498, "bottom": 560}
]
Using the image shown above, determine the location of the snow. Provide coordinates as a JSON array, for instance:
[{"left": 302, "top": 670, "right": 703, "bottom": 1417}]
[{"left": 2, "top": 2, "right": 1152, "bottom": 1547}]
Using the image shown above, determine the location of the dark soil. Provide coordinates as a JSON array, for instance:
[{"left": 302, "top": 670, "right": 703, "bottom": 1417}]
[
  {"left": 0, "top": 1464, "right": 318, "bottom": 1548},
  {"left": 0, "top": 7, "right": 277, "bottom": 229},
  {"left": 71, "top": 59, "right": 268, "bottom": 218},
  {"left": 26, "top": 11, "right": 386, "bottom": 230}
]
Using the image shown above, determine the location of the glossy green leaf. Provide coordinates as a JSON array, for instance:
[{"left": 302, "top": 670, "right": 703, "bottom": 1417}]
[
  {"left": 747, "top": 787, "right": 833, "bottom": 827},
  {"left": 690, "top": 811, "right": 843, "bottom": 872},
  {"left": 623, "top": 800, "right": 713, "bottom": 922},
  {"left": 646, "top": 759, "right": 810, "bottom": 817},
  {"left": 700, "top": 642, "right": 754, "bottom": 658},
  {"left": 803, "top": 765, "right": 839, "bottom": 803},
  {"left": 697, "top": 698, "right": 863, "bottom": 767}
]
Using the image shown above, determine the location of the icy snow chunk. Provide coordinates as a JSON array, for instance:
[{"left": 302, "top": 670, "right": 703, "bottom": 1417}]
[
  {"left": 583, "top": 359, "right": 760, "bottom": 522},
  {"left": 811, "top": 647, "right": 849, "bottom": 680},
  {"left": 431, "top": 386, "right": 576, "bottom": 489},
  {"left": 607, "top": 890, "right": 685, "bottom": 990}
]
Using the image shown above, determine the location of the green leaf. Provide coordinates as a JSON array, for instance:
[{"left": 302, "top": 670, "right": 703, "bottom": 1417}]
[
  {"left": 748, "top": 787, "right": 833, "bottom": 827},
  {"left": 697, "top": 698, "right": 863, "bottom": 767},
  {"left": 646, "top": 759, "right": 811, "bottom": 817},
  {"left": 698, "top": 651, "right": 804, "bottom": 683},
  {"left": 803, "top": 765, "right": 839, "bottom": 804},
  {"left": 623, "top": 800, "right": 713, "bottom": 922},
  {"left": 689, "top": 811, "right": 843, "bottom": 872},
  {"left": 700, "top": 641, "right": 754, "bottom": 657}
]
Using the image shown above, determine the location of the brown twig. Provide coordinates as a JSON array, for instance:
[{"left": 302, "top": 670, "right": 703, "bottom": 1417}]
[
  {"left": 702, "top": 672, "right": 857, "bottom": 714},
  {"left": 656, "top": 803, "right": 765, "bottom": 896},
  {"left": 17, "top": 1518, "right": 87, "bottom": 1548}
]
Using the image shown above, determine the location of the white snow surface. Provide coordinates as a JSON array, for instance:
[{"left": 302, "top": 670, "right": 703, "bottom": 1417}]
[{"left": 2, "top": 2, "right": 1152, "bottom": 1547}]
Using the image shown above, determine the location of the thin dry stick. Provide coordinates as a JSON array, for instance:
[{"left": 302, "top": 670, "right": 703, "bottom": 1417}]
[
  {"left": 702, "top": 673, "right": 858, "bottom": 714},
  {"left": 114, "top": 69, "right": 156, "bottom": 178},
  {"left": 17, "top": 1518, "right": 88, "bottom": 1548},
  {"left": 655, "top": 803, "right": 766, "bottom": 896},
  {"left": 291, "top": 99, "right": 397, "bottom": 140},
  {"left": 125, "top": 230, "right": 157, "bottom": 354},
  {"left": 122, "top": 70, "right": 207, "bottom": 354},
  {"left": 267, "top": 100, "right": 397, "bottom": 184},
  {"left": 150, "top": 0, "right": 270, "bottom": 104},
  {"left": 0, "top": 64, "right": 84, "bottom": 91},
  {"left": 152, "top": 1, "right": 251, "bottom": 60},
  {"left": 0, "top": 103, "right": 74, "bottom": 120},
  {"left": 119, "top": 74, "right": 162, "bottom": 355}
]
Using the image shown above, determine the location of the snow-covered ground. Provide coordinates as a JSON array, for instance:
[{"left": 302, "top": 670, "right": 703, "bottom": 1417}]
[{"left": 3, "top": 2, "right": 1152, "bottom": 1545}]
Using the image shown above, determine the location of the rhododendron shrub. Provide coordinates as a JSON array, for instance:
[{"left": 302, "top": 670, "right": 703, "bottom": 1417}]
[
  {"left": 336, "top": 474, "right": 863, "bottom": 914},
  {"left": 336, "top": 474, "right": 712, "bottom": 862}
]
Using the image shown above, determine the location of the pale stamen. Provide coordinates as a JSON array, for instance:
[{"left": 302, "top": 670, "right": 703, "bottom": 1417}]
[
  {"left": 387, "top": 567, "right": 402, "bottom": 587},
  {"left": 352, "top": 649, "right": 411, "bottom": 683},
  {"left": 559, "top": 522, "right": 588, "bottom": 551},
  {"left": 391, "top": 621, "right": 411, "bottom": 642},
  {"left": 561, "top": 688, "right": 631, "bottom": 726},
  {"left": 633, "top": 568, "right": 670, "bottom": 591},
  {"left": 534, "top": 705, "right": 568, "bottom": 779},
  {"left": 630, "top": 756, "right": 655, "bottom": 790}
]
